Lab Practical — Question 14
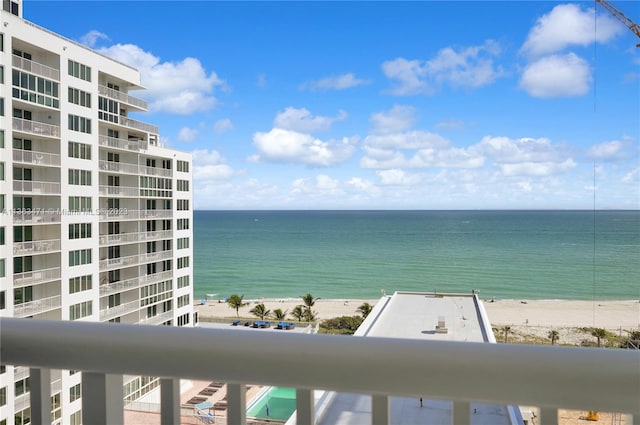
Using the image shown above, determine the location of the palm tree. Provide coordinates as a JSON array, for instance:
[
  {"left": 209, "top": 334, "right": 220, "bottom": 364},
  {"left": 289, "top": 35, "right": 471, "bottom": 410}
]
[
  {"left": 356, "top": 302, "right": 373, "bottom": 319},
  {"left": 250, "top": 303, "right": 270, "bottom": 320},
  {"left": 291, "top": 305, "right": 305, "bottom": 322},
  {"left": 300, "top": 293, "right": 319, "bottom": 321},
  {"left": 501, "top": 326, "right": 512, "bottom": 343},
  {"left": 227, "top": 294, "right": 247, "bottom": 318},
  {"left": 591, "top": 328, "right": 608, "bottom": 347},
  {"left": 303, "top": 309, "right": 317, "bottom": 322},
  {"left": 548, "top": 330, "right": 560, "bottom": 345},
  {"left": 272, "top": 308, "right": 287, "bottom": 320}
]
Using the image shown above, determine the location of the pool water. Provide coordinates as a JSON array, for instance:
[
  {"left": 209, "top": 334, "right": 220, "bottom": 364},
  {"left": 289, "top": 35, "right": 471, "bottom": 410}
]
[{"left": 246, "top": 387, "right": 297, "bottom": 422}]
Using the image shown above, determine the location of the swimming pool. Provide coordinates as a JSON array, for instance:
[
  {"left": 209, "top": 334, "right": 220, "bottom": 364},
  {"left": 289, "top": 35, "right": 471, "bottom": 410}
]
[{"left": 246, "top": 387, "right": 297, "bottom": 422}]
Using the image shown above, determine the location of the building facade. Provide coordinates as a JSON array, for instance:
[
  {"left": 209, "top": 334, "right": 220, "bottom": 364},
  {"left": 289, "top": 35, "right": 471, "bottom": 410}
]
[{"left": 0, "top": 1, "right": 195, "bottom": 424}]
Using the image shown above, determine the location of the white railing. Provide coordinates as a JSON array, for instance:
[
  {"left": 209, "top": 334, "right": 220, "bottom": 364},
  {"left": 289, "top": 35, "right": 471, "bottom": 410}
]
[
  {"left": 99, "top": 160, "right": 140, "bottom": 175},
  {"left": 99, "top": 277, "right": 140, "bottom": 296},
  {"left": 13, "top": 211, "right": 62, "bottom": 224},
  {"left": 12, "top": 117, "right": 61, "bottom": 138},
  {"left": 13, "top": 295, "right": 61, "bottom": 318},
  {"left": 12, "top": 54, "right": 60, "bottom": 80},
  {"left": 99, "top": 233, "right": 140, "bottom": 245},
  {"left": 13, "top": 267, "right": 61, "bottom": 287},
  {"left": 13, "top": 180, "right": 61, "bottom": 194},
  {"left": 13, "top": 149, "right": 61, "bottom": 167},
  {"left": 118, "top": 116, "right": 158, "bottom": 134},
  {"left": 139, "top": 270, "right": 173, "bottom": 285},
  {"left": 140, "top": 165, "right": 173, "bottom": 177},
  {"left": 99, "top": 254, "right": 140, "bottom": 271},
  {"left": 99, "top": 300, "right": 140, "bottom": 322},
  {"left": 0, "top": 318, "right": 637, "bottom": 425},
  {"left": 138, "top": 310, "right": 174, "bottom": 326},
  {"left": 98, "top": 209, "right": 138, "bottom": 221},
  {"left": 98, "top": 185, "right": 139, "bottom": 197},
  {"left": 98, "top": 135, "right": 147, "bottom": 152},
  {"left": 13, "top": 238, "right": 61, "bottom": 255},
  {"left": 98, "top": 85, "right": 147, "bottom": 110}
]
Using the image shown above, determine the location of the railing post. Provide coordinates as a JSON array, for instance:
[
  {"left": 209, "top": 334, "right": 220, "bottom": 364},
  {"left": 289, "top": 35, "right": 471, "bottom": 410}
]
[
  {"left": 160, "top": 378, "right": 180, "bottom": 425},
  {"left": 81, "top": 373, "right": 123, "bottom": 425},
  {"left": 30, "top": 367, "right": 51, "bottom": 425},
  {"left": 371, "top": 395, "right": 389, "bottom": 425},
  {"left": 540, "top": 407, "right": 558, "bottom": 425},
  {"left": 227, "top": 383, "right": 246, "bottom": 425},
  {"left": 296, "top": 388, "right": 315, "bottom": 425},
  {"left": 452, "top": 401, "right": 470, "bottom": 425}
]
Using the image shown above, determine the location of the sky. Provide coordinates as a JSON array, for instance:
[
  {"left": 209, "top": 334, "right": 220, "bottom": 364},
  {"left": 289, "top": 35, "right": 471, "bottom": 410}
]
[{"left": 24, "top": 0, "right": 640, "bottom": 210}]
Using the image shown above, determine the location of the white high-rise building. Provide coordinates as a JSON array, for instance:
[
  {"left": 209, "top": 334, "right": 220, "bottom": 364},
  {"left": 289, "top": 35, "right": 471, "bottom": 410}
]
[{"left": 0, "top": 1, "right": 194, "bottom": 424}]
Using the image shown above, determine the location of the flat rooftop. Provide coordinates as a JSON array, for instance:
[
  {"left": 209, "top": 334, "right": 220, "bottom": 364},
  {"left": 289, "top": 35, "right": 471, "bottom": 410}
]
[{"left": 314, "top": 291, "right": 521, "bottom": 425}]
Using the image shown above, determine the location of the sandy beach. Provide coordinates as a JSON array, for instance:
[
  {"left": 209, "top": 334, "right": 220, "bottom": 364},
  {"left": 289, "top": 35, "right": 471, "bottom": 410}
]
[{"left": 196, "top": 297, "right": 640, "bottom": 345}]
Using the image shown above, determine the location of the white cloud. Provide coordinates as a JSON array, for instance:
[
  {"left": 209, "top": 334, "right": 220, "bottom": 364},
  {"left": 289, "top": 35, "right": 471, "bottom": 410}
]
[
  {"left": 257, "top": 74, "right": 267, "bottom": 88},
  {"left": 96, "top": 43, "right": 226, "bottom": 114},
  {"left": 273, "top": 107, "right": 347, "bottom": 133},
  {"left": 80, "top": 30, "right": 108, "bottom": 48},
  {"left": 291, "top": 175, "right": 344, "bottom": 196},
  {"left": 177, "top": 127, "right": 198, "bottom": 142},
  {"left": 587, "top": 139, "right": 631, "bottom": 160},
  {"left": 376, "top": 169, "right": 423, "bottom": 185},
  {"left": 191, "top": 149, "right": 236, "bottom": 181},
  {"left": 370, "top": 105, "right": 417, "bottom": 134},
  {"left": 435, "top": 119, "right": 466, "bottom": 130},
  {"left": 382, "top": 40, "right": 504, "bottom": 96},
  {"left": 519, "top": 53, "right": 590, "bottom": 98},
  {"left": 252, "top": 128, "right": 358, "bottom": 167},
  {"left": 520, "top": 4, "right": 623, "bottom": 58},
  {"left": 364, "top": 130, "right": 450, "bottom": 150},
  {"left": 302, "top": 73, "right": 370, "bottom": 91},
  {"left": 498, "top": 159, "right": 577, "bottom": 176},
  {"left": 622, "top": 167, "right": 639, "bottom": 183},
  {"left": 474, "top": 136, "right": 568, "bottom": 163},
  {"left": 214, "top": 118, "right": 233, "bottom": 134}
]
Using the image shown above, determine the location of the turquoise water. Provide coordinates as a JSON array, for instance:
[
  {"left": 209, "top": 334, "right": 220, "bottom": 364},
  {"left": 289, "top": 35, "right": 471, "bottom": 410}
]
[
  {"left": 193, "top": 210, "right": 640, "bottom": 301},
  {"left": 246, "top": 387, "right": 296, "bottom": 421}
]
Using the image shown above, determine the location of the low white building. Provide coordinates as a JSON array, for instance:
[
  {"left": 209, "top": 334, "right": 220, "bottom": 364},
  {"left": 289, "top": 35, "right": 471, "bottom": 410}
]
[{"left": 0, "top": 1, "right": 194, "bottom": 424}]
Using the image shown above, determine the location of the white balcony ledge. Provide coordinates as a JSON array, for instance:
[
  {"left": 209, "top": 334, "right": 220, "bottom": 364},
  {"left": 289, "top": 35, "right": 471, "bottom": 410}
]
[{"left": 0, "top": 318, "right": 638, "bottom": 425}]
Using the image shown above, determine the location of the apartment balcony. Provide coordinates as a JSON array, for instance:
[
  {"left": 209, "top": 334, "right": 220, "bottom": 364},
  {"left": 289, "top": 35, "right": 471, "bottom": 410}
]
[
  {"left": 13, "top": 180, "right": 61, "bottom": 195},
  {"left": 99, "top": 254, "right": 140, "bottom": 272},
  {"left": 12, "top": 54, "right": 60, "bottom": 80},
  {"left": 139, "top": 270, "right": 173, "bottom": 286},
  {"left": 13, "top": 210, "right": 61, "bottom": 224},
  {"left": 13, "top": 149, "right": 61, "bottom": 167},
  {"left": 99, "top": 276, "right": 140, "bottom": 297},
  {"left": 98, "top": 185, "right": 139, "bottom": 198},
  {"left": 13, "top": 238, "right": 61, "bottom": 255},
  {"left": 99, "top": 230, "right": 173, "bottom": 246},
  {"left": 13, "top": 117, "right": 60, "bottom": 139},
  {"left": 141, "top": 229, "right": 173, "bottom": 242},
  {"left": 1, "top": 318, "right": 638, "bottom": 425},
  {"left": 138, "top": 310, "right": 174, "bottom": 326},
  {"left": 98, "top": 84, "right": 147, "bottom": 110},
  {"left": 98, "top": 208, "right": 139, "bottom": 221},
  {"left": 13, "top": 266, "right": 61, "bottom": 288},
  {"left": 99, "top": 160, "right": 140, "bottom": 175},
  {"left": 140, "top": 165, "right": 172, "bottom": 178},
  {"left": 98, "top": 135, "right": 147, "bottom": 152},
  {"left": 13, "top": 295, "right": 61, "bottom": 318},
  {"left": 118, "top": 116, "right": 158, "bottom": 134},
  {"left": 100, "top": 300, "right": 140, "bottom": 322}
]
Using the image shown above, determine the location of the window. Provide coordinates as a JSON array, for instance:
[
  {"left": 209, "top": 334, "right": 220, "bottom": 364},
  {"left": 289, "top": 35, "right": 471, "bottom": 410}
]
[
  {"left": 0, "top": 227, "right": 4, "bottom": 245},
  {"left": 177, "top": 179, "right": 189, "bottom": 191},
  {"left": 14, "top": 408, "right": 30, "bottom": 425},
  {"left": 69, "top": 383, "right": 81, "bottom": 402},
  {"left": 177, "top": 199, "right": 189, "bottom": 210},
  {"left": 0, "top": 162, "right": 4, "bottom": 180},
  {"left": 69, "top": 274, "right": 92, "bottom": 294},
  {"left": 68, "top": 169, "right": 91, "bottom": 185},
  {"left": 0, "top": 97, "right": 4, "bottom": 116},
  {"left": 69, "top": 223, "right": 91, "bottom": 239},
  {"left": 14, "top": 256, "right": 32, "bottom": 274},
  {"left": 68, "top": 114, "right": 91, "bottom": 133},
  {"left": 0, "top": 386, "right": 6, "bottom": 406},
  {"left": 13, "top": 226, "right": 32, "bottom": 242},
  {"left": 177, "top": 219, "right": 189, "bottom": 230},
  {"left": 68, "top": 60, "right": 91, "bottom": 81},
  {"left": 14, "top": 286, "right": 32, "bottom": 304},
  {"left": 177, "top": 294, "right": 190, "bottom": 308},
  {"left": 13, "top": 166, "right": 32, "bottom": 181},
  {"left": 177, "top": 237, "right": 189, "bottom": 250},
  {"left": 178, "top": 313, "right": 190, "bottom": 326},
  {"left": 68, "top": 87, "right": 91, "bottom": 107},
  {"left": 51, "top": 393, "right": 61, "bottom": 422},
  {"left": 70, "top": 410, "right": 82, "bottom": 425},
  {"left": 177, "top": 160, "right": 189, "bottom": 173},
  {"left": 0, "top": 290, "right": 5, "bottom": 309},
  {"left": 68, "top": 196, "right": 92, "bottom": 212},
  {"left": 98, "top": 96, "right": 119, "bottom": 122},
  {"left": 0, "top": 259, "right": 5, "bottom": 278},
  {"left": 70, "top": 301, "right": 92, "bottom": 320},
  {"left": 177, "top": 275, "right": 189, "bottom": 289},
  {"left": 0, "top": 129, "right": 4, "bottom": 147},
  {"left": 69, "top": 249, "right": 91, "bottom": 267},
  {"left": 68, "top": 141, "right": 91, "bottom": 159},
  {"left": 0, "top": 194, "right": 4, "bottom": 210},
  {"left": 15, "top": 377, "right": 29, "bottom": 396},
  {"left": 108, "top": 293, "right": 120, "bottom": 308},
  {"left": 177, "top": 256, "right": 189, "bottom": 269},
  {"left": 12, "top": 69, "right": 59, "bottom": 108}
]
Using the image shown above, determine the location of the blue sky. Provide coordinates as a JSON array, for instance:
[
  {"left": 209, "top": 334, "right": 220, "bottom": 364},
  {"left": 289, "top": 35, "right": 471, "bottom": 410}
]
[{"left": 26, "top": 1, "right": 640, "bottom": 209}]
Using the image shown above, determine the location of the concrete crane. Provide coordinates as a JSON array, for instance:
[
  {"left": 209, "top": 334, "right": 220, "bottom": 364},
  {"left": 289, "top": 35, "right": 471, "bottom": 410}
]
[{"left": 595, "top": 0, "right": 640, "bottom": 47}]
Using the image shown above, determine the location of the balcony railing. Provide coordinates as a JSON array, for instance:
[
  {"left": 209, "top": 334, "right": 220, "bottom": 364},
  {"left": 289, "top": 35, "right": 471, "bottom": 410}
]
[
  {"left": 13, "top": 54, "right": 60, "bottom": 80},
  {"left": 98, "top": 85, "right": 147, "bottom": 110},
  {"left": 0, "top": 318, "right": 637, "bottom": 425},
  {"left": 99, "top": 160, "right": 140, "bottom": 175},
  {"left": 98, "top": 185, "right": 139, "bottom": 197},
  {"left": 13, "top": 238, "right": 61, "bottom": 255},
  {"left": 139, "top": 270, "right": 173, "bottom": 285},
  {"left": 138, "top": 310, "right": 174, "bottom": 326},
  {"left": 13, "top": 149, "right": 61, "bottom": 167},
  {"left": 118, "top": 116, "right": 158, "bottom": 134},
  {"left": 13, "top": 295, "right": 61, "bottom": 318},
  {"left": 98, "top": 135, "right": 147, "bottom": 152},
  {"left": 99, "top": 300, "right": 140, "bottom": 322},
  {"left": 13, "top": 210, "right": 61, "bottom": 224},
  {"left": 99, "top": 276, "right": 140, "bottom": 296},
  {"left": 13, "top": 180, "right": 61, "bottom": 194},
  {"left": 99, "top": 254, "right": 140, "bottom": 271},
  {"left": 13, "top": 117, "right": 60, "bottom": 138},
  {"left": 13, "top": 267, "right": 61, "bottom": 287},
  {"left": 99, "top": 230, "right": 173, "bottom": 246}
]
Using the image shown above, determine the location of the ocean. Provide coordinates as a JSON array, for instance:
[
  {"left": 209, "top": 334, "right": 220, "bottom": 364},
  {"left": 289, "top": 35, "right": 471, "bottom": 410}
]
[{"left": 193, "top": 210, "right": 639, "bottom": 301}]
